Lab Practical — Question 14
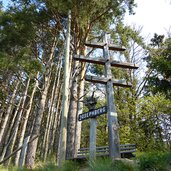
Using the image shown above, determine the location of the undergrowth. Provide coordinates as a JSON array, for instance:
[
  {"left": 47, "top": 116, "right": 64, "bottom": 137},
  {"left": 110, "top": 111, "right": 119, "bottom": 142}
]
[
  {"left": 137, "top": 151, "right": 171, "bottom": 171},
  {"left": 89, "top": 158, "right": 138, "bottom": 171},
  {"left": 0, "top": 152, "right": 171, "bottom": 171}
]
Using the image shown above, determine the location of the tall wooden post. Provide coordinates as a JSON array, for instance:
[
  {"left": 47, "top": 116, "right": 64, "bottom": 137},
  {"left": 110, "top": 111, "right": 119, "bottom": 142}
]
[
  {"left": 84, "top": 94, "right": 98, "bottom": 160},
  {"left": 57, "top": 10, "right": 71, "bottom": 166},
  {"left": 90, "top": 117, "right": 97, "bottom": 159},
  {"left": 103, "top": 34, "right": 120, "bottom": 158}
]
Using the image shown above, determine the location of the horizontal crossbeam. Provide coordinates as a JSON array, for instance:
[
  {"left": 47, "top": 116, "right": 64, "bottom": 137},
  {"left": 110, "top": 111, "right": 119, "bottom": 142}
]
[
  {"left": 85, "top": 42, "right": 126, "bottom": 51},
  {"left": 74, "top": 55, "right": 138, "bottom": 69},
  {"left": 85, "top": 75, "right": 132, "bottom": 88}
]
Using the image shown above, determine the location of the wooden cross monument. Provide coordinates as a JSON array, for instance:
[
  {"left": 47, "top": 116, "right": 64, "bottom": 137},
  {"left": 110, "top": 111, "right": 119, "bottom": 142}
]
[{"left": 74, "top": 33, "right": 138, "bottom": 159}]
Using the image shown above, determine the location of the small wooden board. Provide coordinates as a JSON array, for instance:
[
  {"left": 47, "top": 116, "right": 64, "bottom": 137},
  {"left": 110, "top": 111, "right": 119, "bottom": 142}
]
[
  {"left": 85, "top": 42, "right": 126, "bottom": 51},
  {"left": 85, "top": 75, "right": 132, "bottom": 88}
]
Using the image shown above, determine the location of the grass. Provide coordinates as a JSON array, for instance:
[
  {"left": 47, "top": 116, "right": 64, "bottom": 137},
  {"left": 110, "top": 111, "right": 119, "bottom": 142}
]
[
  {"left": 88, "top": 157, "right": 138, "bottom": 171},
  {"left": 0, "top": 152, "right": 171, "bottom": 171}
]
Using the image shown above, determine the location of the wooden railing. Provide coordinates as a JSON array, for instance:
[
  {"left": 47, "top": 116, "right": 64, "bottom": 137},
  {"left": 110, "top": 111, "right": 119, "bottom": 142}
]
[{"left": 77, "top": 144, "right": 136, "bottom": 159}]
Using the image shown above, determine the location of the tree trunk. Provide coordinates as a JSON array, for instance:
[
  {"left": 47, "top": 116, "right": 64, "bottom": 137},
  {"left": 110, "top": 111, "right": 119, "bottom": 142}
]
[
  {"left": 0, "top": 97, "right": 22, "bottom": 162},
  {"left": 74, "top": 62, "right": 86, "bottom": 157},
  {"left": 51, "top": 83, "right": 62, "bottom": 154},
  {"left": 25, "top": 38, "right": 56, "bottom": 169},
  {"left": 25, "top": 74, "right": 52, "bottom": 169},
  {"left": 14, "top": 74, "right": 39, "bottom": 165},
  {"left": 0, "top": 106, "right": 5, "bottom": 124},
  {"left": 49, "top": 59, "right": 62, "bottom": 154},
  {"left": 18, "top": 136, "right": 30, "bottom": 168},
  {"left": 66, "top": 59, "right": 79, "bottom": 159},
  {"left": 0, "top": 80, "right": 20, "bottom": 144},
  {"left": 42, "top": 68, "right": 58, "bottom": 161},
  {"left": 5, "top": 78, "right": 30, "bottom": 165}
]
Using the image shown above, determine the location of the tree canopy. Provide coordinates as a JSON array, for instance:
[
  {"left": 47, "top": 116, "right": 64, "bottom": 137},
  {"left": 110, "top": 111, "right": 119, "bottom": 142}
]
[{"left": 145, "top": 34, "right": 171, "bottom": 98}]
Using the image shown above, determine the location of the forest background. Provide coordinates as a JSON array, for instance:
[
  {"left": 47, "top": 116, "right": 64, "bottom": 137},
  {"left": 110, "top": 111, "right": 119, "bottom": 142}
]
[{"left": 0, "top": 0, "right": 171, "bottom": 169}]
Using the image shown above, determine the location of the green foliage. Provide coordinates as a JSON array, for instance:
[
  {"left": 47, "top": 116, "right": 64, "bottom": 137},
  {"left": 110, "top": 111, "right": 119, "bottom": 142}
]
[
  {"left": 81, "top": 119, "right": 90, "bottom": 148},
  {"left": 115, "top": 23, "right": 145, "bottom": 47},
  {"left": 135, "top": 93, "right": 171, "bottom": 151},
  {"left": 0, "top": 3, "right": 43, "bottom": 77},
  {"left": 91, "top": 64, "right": 104, "bottom": 76},
  {"left": 138, "top": 152, "right": 171, "bottom": 171},
  {"left": 96, "top": 115, "right": 108, "bottom": 146},
  {"left": 0, "top": 6, "right": 37, "bottom": 51},
  {"left": 81, "top": 98, "right": 108, "bottom": 147},
  {"left": 145, "top": 34, "right": 171, "bottom": 98}
]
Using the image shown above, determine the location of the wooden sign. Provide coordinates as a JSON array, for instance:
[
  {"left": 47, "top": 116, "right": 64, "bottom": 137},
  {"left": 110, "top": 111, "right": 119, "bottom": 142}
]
[{"left": 78, "top": 106, "right": 107, "bottom": 121}]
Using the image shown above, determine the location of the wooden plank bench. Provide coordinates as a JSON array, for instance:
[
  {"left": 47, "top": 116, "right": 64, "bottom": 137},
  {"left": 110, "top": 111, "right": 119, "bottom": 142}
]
[{"left": 77, "top": 144, "right": 136, "bottom": 159}]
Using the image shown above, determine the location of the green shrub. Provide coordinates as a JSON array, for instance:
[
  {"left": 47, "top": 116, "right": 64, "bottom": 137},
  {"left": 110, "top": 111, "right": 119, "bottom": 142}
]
[{"left": 138, "top": 152, "right": 171, "bottom": 171}]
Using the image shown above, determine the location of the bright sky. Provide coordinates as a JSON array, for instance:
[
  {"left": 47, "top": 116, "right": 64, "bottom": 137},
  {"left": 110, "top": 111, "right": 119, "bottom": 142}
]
[{"left": 124, "top": 0, "right": 171, "bottom": 38}]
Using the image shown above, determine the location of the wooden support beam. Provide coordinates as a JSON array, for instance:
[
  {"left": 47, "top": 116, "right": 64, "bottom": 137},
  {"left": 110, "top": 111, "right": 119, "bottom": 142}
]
[
  {"left": 112, "top": 79, "right": 132, "bottom": 88},
  {"left": 74, "top": 55, "right": 139, "bottom": 69},
  {"left": 74, "top": 55, "right": 105, "bottom": 65},
  {"left": 111, "top": 61, "right": 139, "bottom": 69},
  {"left": 85, "top": 75, "right": 108, "bottom": 84},
  {"left": 85, "top": 42, "right": 126, "bottom": 51},
  {"left": 109, "top": 45, "right": 126, "bottom": 51},
  {"left": 85, "top": 75, "right": 132, "bottom": 88}
]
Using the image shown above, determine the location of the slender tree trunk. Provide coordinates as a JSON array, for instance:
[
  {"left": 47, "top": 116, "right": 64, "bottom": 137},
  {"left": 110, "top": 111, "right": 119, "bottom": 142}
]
[
  {"left": 74, "top": 46, "right": 87, "bottom": 156},
  {"left": 49, "top": 59, "right": 62, "bottom": 153},
  {"left": 56, "top": 104, "right": 62, "bottom": 158},
  {"left": 0, "top": 97, "right": 22, "bottom": 162},
  {"left": 14, "top": 74, "right": 39, "bottom": 165},
  {"left": 5, "top": 78, "right": 30, "bottom": 165},
  {"left": 0, "top": 106, "right": 5, "bottom": 124},
  {"left": 42, "top": 68, "right": 58, "bottom": 161},
  {"left": 0, "top": 80, "right": 20, "bottom": 144},
  {"left": 51, "top": 83, "right": 62, "bottom": 154},
  {"left": 74, "top": 62, "right": 86, "bottom": 157},
  {"left": 25, "top": 38, "right": 56, "bottom": 169},
  {"left": 25, "top": 74, "right": 52, "bottom": 169},
  {"left": 18, "top": 136, "right": 30, "bottom": 168},
  {"left": 66, "top": 59, "right": 79, "bottom": 159}
]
